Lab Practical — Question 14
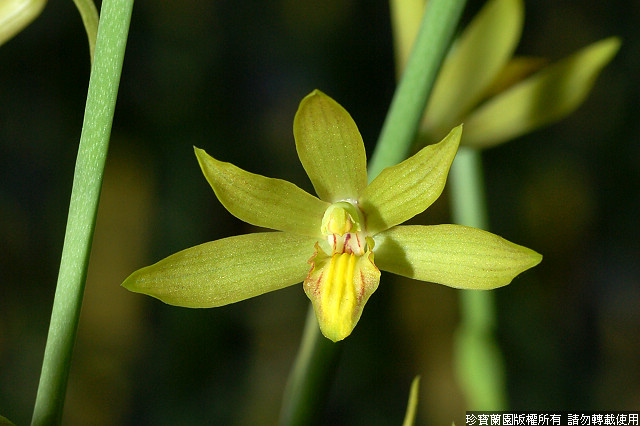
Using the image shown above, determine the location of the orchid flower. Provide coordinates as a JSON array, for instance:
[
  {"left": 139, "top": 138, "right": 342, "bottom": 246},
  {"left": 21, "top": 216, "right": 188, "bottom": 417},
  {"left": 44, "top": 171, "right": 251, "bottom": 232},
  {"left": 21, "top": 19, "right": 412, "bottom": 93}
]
[{"left": 122, "top": 90, "right": 541, "bottom": 342}]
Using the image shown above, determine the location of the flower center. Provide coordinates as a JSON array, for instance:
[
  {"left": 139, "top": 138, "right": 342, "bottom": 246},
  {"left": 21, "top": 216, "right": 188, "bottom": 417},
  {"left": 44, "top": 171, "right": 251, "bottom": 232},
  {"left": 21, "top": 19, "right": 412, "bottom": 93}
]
[
  {"left": 320, "top": 201, "right": 367, "bottom": 255},
  {"left": 304, "top": 201, "right": 380, "bottom": 341}
]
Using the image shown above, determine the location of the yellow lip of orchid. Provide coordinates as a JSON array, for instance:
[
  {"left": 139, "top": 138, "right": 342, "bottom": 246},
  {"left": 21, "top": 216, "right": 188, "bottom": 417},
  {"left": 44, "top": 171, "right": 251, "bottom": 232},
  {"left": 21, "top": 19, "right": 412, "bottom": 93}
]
[{"left": 122, "top": 90, "right": 541, "bottom": 342}]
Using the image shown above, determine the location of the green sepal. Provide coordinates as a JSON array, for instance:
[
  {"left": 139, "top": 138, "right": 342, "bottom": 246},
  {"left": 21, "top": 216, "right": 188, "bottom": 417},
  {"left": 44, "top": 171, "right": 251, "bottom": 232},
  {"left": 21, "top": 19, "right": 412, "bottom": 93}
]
[
  {"left": 293, "top": 90, "right": 368, "bottom": 202},
  {"left": 463, "top": 37, "right": 621, "bottom": 148},
  {"left": 195, "top": 147, "right": 328, "bottom": 238},
  {"left": 359, "top": 125, "right": 461, "bottom": 235},
  {"left": 424, "top": 0, "right": 523, "bottom": 130},
  {"left": 122, "top": 232, "right": 318, "bottom": 308},
  {"left": 0, "top": 0, "right": 46, "bottom": 47},
  {"left": 374, "top": 224, "right": 542, "bottom": 289}
]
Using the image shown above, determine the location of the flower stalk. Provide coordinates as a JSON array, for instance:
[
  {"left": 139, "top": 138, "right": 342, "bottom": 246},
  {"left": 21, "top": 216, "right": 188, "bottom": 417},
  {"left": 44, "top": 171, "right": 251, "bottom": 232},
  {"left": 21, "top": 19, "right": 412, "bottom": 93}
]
[
  {"left": 31, "top": 0, "right": 133, "bottom": 423},
  {"left": 278, "top": 307, "right": 343, "bottom": 426},
  {"left": 368, "top": 0, "right": 466, "bottom": 178}
]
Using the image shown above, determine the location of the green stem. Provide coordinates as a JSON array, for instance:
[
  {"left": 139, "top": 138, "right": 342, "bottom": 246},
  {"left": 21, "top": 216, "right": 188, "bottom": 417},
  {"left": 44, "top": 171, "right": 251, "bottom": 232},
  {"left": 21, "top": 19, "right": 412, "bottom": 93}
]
[
  {"left": 368, "top": 0, "right": 466, "bottom": 179},
  {"left": 279, "top": 307, "right": 343, "bottom": 426},
  {"left": 449, "top": 147, "right": 508, "bottom": 410},
  {"left": 31, "top": 0, "right": 133, "bottom": 424},
  {"left": 72, "top": 0, "right": 100, "bottom": 63},
  {"left": 279, "top": 0, "right": 467, "bottom": 424}
]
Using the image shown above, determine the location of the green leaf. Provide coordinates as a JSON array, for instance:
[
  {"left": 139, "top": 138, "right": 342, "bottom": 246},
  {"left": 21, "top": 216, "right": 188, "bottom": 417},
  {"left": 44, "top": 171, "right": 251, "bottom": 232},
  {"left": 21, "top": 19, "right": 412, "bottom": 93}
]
[
  {"left": 424, "top": 0, "right": 523, "bottom": 130},
  {"left": 122, "top": 232, "right": 318, "bottom": 308},
  {"left": 195, "top": 147, "right": 328, "bottom": 238},
  {"left": 401, "top": 376, "right": 421, "bottom": 426},
  {"left": 359, "top": 125, "right": 461, "bottom": 235},
  {"left": 293, "top": 90, "right": 368, "bottom": 202},
  {"left": 374, "top": 224, "right": 542, "bottom": 289},
  {"left": 463, "top": 37, "right": 621, "bottom": 148},
  {"left": 0, "top": 0, "right": 46, "bottom": 47}
]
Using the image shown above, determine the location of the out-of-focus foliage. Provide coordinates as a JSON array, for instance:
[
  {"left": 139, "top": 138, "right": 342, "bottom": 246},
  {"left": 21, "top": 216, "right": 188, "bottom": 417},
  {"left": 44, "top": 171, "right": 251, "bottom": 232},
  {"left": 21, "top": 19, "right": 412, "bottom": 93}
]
[{"left": 396, "top": 0, "right": 619, "bottom": 149}]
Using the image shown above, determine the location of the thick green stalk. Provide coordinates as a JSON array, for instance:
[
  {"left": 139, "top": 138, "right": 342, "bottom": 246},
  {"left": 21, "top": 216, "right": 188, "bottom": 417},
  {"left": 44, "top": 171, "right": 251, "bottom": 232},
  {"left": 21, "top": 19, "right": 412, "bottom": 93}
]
[
  {"left": 279, "top": 307, "right": 343, "bottom": 426},
  {"left": 368, "top": 0, "right": 466, "bottom": 179},
  {"left": 31, "top": 0, "right": 133, "bottom": 424},
  {"left": 279, "top": 0, "right": 467, "bottom": 424},
  {"left": 449, "top": 147, "right": 508, "bottom": 410}
]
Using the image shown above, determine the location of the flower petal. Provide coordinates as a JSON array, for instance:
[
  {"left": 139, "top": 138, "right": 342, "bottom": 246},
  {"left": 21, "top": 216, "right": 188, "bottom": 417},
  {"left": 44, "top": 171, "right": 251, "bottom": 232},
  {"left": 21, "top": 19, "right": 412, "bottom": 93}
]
[
  {"left": 463, "top": 37, "right": 621, "bottom": 148},
  {"left": 195, "top": 147, "right": 328, "bottom": 237},
  {"left": 423, "top": 0, "right": 523, "bottom": 131},
  {"left": 374, "top": 225, "right": 541, "bottom": 289},
  {"left": 359, "top": 125, "right": 461, "bottom": 235},
  {"left": 0, "top": 0, "right": 46, "bottom": 47},
  {"left": 293, "top": 90, "right": 368, "bottom": 202},
  {"left": 122, "top": 232, "right": 318, "bottom": 308},
  {"left": 481, "top": 56, "right": 548, "bottom": 99},
  {"left": 304, "top": 244, "right": 380, "bottom": 342}
]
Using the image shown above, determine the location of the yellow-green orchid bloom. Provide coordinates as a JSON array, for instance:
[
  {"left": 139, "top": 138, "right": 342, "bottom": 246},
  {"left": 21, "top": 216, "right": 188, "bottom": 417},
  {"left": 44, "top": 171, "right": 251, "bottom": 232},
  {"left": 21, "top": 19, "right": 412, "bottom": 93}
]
[
  {"left": 122, "top": 90, "right": 541, "bottom": 342},
  {"left": 392, "top": 0, "right": 620, "bottom": 148}
]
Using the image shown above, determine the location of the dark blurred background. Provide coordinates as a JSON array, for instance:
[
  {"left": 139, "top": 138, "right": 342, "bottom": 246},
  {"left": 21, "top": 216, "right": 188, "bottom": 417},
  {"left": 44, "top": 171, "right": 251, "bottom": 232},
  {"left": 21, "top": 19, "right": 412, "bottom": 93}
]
[{"left": 1, "top": 0, "right": 638, "bottom": 424}]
